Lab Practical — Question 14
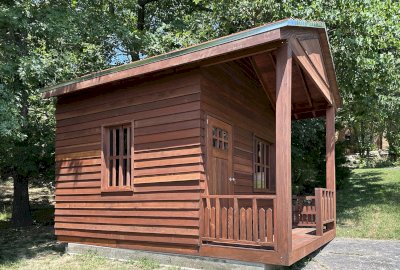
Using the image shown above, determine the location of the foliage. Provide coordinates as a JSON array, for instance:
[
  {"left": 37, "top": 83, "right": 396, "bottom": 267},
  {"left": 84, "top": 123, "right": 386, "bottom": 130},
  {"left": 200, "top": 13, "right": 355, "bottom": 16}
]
[
  {"left": 292, "top": 119, "right": 351, "bottom": 194},
  {"left": 0, "top": 0, "right": 399, "bottom": 223},
  {"left": 358, "top": 157, "right": 394, "bottom": 169},
  {"left": 0, "top": 0, "right": 128, "bottom": 225}
]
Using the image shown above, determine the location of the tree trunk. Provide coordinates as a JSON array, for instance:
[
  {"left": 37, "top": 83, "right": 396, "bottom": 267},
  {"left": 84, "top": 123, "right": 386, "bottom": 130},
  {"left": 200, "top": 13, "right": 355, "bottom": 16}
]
[
  {"left": 11, "top": 175, "right": 32, "bottom": 227},
  {"left": 137, "top": 1, "right": 145, "bottom": 31}
]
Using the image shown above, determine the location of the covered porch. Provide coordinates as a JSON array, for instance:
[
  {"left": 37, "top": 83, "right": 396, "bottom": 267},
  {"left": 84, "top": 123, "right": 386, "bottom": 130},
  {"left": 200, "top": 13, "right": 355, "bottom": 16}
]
[
  {"left": 199, "top": 188, "right": 336, "bottom": 265},
  {"left": 199, "top": 28, "right": 339, "bottom": 266}
]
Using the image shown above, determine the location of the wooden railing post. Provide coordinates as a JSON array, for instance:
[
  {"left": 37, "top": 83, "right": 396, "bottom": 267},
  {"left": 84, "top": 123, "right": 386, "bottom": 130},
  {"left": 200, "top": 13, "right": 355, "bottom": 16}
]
[{"left": 315, "top": 188, "right": 323, "bottom": 236}]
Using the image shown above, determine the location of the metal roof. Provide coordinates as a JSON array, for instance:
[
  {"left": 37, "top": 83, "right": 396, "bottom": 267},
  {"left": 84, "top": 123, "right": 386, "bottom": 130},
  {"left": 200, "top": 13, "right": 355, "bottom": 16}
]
[{"left": 41, "top": 19, "right": 326, "bottom": 95}]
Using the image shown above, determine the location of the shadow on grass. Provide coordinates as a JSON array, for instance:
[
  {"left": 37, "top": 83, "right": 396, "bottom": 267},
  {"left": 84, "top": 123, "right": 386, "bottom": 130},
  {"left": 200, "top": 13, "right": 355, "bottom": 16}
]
[
  {"left": 336, "top": 170, "right": 400, "bottom": 225},
  {"left": 0, "top": 181, "right": 61, "bottom": 266},
  {"left": 0, "top": 225, "right": 66, "bottom": 266}
]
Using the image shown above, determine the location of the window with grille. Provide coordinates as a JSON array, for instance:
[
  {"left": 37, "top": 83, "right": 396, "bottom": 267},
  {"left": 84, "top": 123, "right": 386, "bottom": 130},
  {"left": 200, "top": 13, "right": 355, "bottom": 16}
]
[
  {"left": 212, "top": 127, "right": 229, "bottom": 150},
  {"left": 253, "top": 137, "right": 270, "bottom": 192},
  {"left": 101, "top": 123, "right": 133, "bottom": 192}
]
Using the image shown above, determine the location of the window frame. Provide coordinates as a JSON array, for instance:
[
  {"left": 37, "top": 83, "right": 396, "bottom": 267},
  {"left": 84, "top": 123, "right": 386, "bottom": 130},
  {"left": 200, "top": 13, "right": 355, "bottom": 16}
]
[
  {"left": 253, "top": 136, "right": 271, "bottom": 193},
  {"left": 101, "top": 121, "right": 134, "bottom": 193}
]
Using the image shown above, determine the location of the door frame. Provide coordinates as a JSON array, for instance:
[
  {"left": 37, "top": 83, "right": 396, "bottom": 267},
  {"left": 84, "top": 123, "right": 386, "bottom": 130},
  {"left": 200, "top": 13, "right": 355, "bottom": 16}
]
[{"left": 206, "top": 114, "right": 234, "bottom": 195}]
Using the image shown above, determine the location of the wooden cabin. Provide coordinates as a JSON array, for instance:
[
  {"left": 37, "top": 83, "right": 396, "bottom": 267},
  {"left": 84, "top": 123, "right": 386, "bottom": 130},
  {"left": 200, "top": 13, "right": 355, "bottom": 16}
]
[{"left": 43, "top": 19, "right": 340, "bottom": 266}]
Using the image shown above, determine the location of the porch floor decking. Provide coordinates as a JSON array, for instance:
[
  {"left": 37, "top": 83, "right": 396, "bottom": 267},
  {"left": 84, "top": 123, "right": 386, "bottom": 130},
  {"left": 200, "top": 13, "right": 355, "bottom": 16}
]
[{"left": 292, "top": 227, "right": 320, "bottom": 250}]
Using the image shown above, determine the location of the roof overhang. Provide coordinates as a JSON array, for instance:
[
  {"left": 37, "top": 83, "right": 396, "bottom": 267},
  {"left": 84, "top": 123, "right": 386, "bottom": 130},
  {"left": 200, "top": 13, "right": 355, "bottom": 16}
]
[{"left": 41, "top": 19, "right": 340, "bottom": 107}]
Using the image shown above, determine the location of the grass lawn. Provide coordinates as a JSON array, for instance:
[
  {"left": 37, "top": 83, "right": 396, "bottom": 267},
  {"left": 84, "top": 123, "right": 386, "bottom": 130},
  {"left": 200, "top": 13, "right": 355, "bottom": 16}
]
[{"left": 336, "top": 167, "right": 400, "bottom": 239}]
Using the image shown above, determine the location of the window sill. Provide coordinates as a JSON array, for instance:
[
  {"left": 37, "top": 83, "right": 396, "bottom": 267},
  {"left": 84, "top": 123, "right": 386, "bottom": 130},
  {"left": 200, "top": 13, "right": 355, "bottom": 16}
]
[
  {"left": 101, "top": 186, "right": 133, "bottom": 193},
  {"left": 253, "top": 189, "right": 275, "bottom": 194}
]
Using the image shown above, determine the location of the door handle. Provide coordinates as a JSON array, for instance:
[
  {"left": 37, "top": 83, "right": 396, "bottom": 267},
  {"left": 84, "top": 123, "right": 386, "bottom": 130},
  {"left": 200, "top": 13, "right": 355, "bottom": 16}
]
[{"left": 229, "top": 177, "right": 236, "bottom": 183}]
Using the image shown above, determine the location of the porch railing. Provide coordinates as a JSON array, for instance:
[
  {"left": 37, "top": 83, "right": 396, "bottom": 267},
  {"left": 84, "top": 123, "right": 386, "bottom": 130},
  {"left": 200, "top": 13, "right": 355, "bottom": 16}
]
[
  {"left": 292, "top": 188, "right": 335, "bottom": 236},
  {"left": 200, "top": 195, "right": 276, "bottom": 248},
  {"left": 292, "top": 195, "right": 317, "bottom": 227}
]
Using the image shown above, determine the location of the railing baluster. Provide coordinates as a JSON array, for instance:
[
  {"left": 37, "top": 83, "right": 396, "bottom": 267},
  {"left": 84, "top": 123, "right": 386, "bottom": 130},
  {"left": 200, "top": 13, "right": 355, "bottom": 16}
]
[
  {"left": 204, "top": 206, "right": 210, "bottom": 238},
  {"left": 252, "top": 198, "right": 258, "bottom": 242},
  {"left": 325, "top": 190, "right": 328, "bottom": 221},
  {"left": 210, "top": 207, "right": 216, "bottom": 238},
  {"left": 327, "top": 191, "right": 331, "bottom": 220},
  {"left": 240, "top": 207, "right": 246, "bottom": 240},
  {"left": 266, "top": 208, "right": 273, "bottom": 243},
  {"left": 259, "top": 208, "right": 266, "bottom": 242},
  {"left": 246, "top": 208, "right": 252, "bottom": 241},
  {"left": 216, "top": 198, "right": 220, "bottom": 239},
  {"left": 234, "top": 198, "right": 239, "bottom": 240},
  {"left": 221, "top": 207, "right": 227, "bottom": 239},
  {"left": 228, "top": 207, "right": 234, "bottom": 239}
]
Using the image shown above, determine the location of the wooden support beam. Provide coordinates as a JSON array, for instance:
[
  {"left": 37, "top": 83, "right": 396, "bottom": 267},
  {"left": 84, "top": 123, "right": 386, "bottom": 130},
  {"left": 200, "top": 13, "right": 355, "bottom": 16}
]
[
  {"left": 326, "top": 106, "right": 336, "bottom": 230},
  {"left": 293, "top": 107, "right": 327, "bottom": 116},
  {"left": 275, "top": 43, "right": 292, "bottom": 262},
  {"left": 289, "top": 37, "right": 334, "bottom": 106},
  {"left": 269, "top": 53, "right": 276, "bottom": 70},
  {"left": 326, "top": 106, "right": 335, "bottom": 190},
  {"left": 250, "top": 55, "right": 276, "bottom": 111},
  {"left": 295, "top": 62, "right": 316, "bottom": 117}
]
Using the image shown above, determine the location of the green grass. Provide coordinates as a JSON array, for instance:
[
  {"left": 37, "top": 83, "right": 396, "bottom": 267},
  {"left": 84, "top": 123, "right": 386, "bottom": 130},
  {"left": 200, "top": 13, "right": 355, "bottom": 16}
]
[
  {"left": 0, "top": 251, "right": 158, "bottom": 270},
  {"left": 336, "top": 167, "right": 400, "bottom": 239}
]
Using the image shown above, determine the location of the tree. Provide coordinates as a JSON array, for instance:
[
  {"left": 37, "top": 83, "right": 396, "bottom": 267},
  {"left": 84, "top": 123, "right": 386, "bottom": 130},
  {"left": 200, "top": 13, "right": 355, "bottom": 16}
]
[
  {"left": 0, "top": 0, "right": 117, "bottom": 226},
  {"left": 0, "top": 0, "right": 213, "bottom": 227},
  {"left": 1, "top": 0, "right": 399, "bottom": 225}
]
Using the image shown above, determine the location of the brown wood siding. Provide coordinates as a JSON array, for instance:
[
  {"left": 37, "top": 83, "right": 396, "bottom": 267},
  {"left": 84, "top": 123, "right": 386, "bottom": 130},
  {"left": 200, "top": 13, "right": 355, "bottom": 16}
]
[
  {"left": 54, "top": 70, "right": 203, "bottom": 254},
  {"left": 200, "top": 61, "right": 276, "bottom": 195}
]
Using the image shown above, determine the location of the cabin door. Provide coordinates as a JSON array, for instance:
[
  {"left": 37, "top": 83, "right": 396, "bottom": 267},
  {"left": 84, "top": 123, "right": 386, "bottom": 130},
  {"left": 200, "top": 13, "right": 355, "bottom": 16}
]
[{"left": 207, "top": 116, "right": 234, "bottom": 196}]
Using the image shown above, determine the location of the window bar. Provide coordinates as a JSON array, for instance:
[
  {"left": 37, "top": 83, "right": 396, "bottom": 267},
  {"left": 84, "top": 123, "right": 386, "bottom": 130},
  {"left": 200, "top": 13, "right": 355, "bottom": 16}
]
[
  {"left": 105, "top": 128, "right": 111, "bottom": 188},
  {"left": 119, "top": 126, "right": 124, "bottom": 187},
  {"left": 126, "top": 127, "right": 131, "bottom": 187},
  {"left": 112, "top": 128, "right": 117, "bottom": 187},
  {"left": 254, "top": 139, "right": 257, "bottom": 188},
  {"left": 216, "top": 128, "right": 220, "bottom": 149},
  {"left": 263, "top": 142, "right": 267, "bottom": 190},
  {"left": 267, "top": 145, "right": 270, "bottom": 189}
]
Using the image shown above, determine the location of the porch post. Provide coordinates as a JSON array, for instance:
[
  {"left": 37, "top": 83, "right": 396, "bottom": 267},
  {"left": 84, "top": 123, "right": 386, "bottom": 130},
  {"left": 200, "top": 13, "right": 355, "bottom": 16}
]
[
  {"left": 326, "top": 106, "right": 336, "bottom": 229},
  {"left": 275, "top": 43, "right": 292, "bottom": 261}
]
